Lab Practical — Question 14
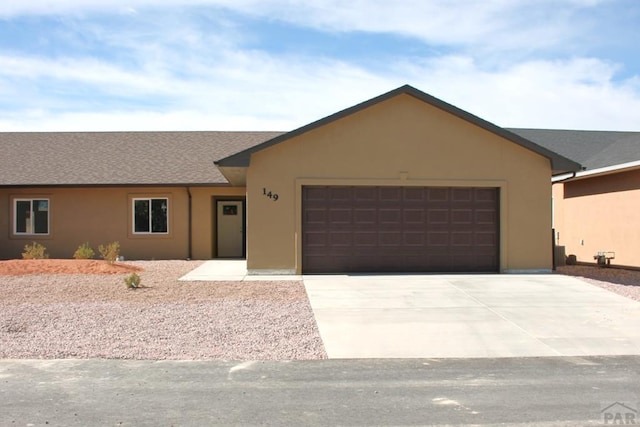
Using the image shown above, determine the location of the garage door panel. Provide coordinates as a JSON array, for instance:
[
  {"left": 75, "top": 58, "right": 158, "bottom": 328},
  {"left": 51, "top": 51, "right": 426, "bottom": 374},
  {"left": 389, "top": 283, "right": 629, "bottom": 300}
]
[
  {"left": 354, "top": 231, "right": 377, "bottom": 247},
  {"left": 476, "top": 231, "right": 498, "bottom": 246},
  {"left": 475, "top": 210, "right": 496, "bottom": 224},
  {"left": 452, "top": 209, "right": 473, "bottom": 224},
  {"left": 428, "top": 188, "right": 448, "bottom": 201},
  {"left": 427, "top": 231, "right": 449, "bottom": 246},
  {"left": 329, "top": 187, "right": 352, "bottom": 200},
  {"left": 304, "top": 208, "right": 326, "bottom": 224},
  {"left": 451, "top": 231, "right": 473, "bottom": 246},
  {"left": 353, "top": 187, "right": 377, "bottom": 201},
  {"left": 329, "top": 231, "right": 352, "bottom": 247},
  {"left": 475, "top": 188, "right": 498, "bottom": 202},
  {"left": 329, "top": 208, "right": 352, "bottom": 224},
  {"left": 404, "top": 187, "right": 426, "bottom": 201},
  {"left": 354, "top": 208, "right": 376, "bottom": 224},
  {"left": 379, "top": 231, "right": 402, "bottom": 246},
  {"left": 403, "top": 209, "right": 425, "bottom": 223},
  {"left": 379, "top": 187, "right": 402, "bottom": 202},
  {"left": 403, "top": 231, "right": 425, "bottom": 246},
  {"left": 371, "top": 255, "right": 408, "bottom": 272},
  {"left": 452, "top": 188, "right": 473, "bottom": 202},
  {"left": 320, "top": 255, "right": 352, "bottom": 272},
  {"left": 302, "top": 186, "right": 499, "bottom": 273},
  {"left": 427, "top": 254, "right": 453, "bottom": 270},
  {"left": 304, "top": 187, "right": 329, "bottom": 201},
  {"left": 303, "top": 231, "right": 327, "bottom": 248},
  {"left": 428, "top": 209, "right": 449, "bottom": 224},
  {"left": 475, "top": 255, "right": 499, "bottom": 271},
  {"left": 379, "top": 208, "right": 401, "bottom": 224}
]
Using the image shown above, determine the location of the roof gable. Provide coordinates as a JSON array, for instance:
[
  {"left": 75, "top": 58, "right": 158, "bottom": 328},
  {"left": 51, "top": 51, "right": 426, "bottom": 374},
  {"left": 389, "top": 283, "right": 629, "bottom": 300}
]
[{"left": 216, "top": 85, "right": 582, "bottom": 174}]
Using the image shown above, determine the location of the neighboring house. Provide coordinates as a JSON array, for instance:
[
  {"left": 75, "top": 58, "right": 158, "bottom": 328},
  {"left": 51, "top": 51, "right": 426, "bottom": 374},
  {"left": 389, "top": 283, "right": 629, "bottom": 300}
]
[
  {"left": 1, "top": 85, "right": 582, "bottom": 273},
  {"left": 510, "top": 129, "right": 640, "bottom": 269}
]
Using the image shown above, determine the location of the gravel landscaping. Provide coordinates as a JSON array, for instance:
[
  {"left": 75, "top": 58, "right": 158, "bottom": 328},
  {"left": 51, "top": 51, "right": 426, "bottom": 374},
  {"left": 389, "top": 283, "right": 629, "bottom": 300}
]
[
  {"left": 0, "top": 260, "right": 327, "bottom": 360},
  {"left": 556, "top": 264, "right": 640, "bottom": 302},
  {"left": 2, "top": 259, "right": 639, "bottom": 361}
]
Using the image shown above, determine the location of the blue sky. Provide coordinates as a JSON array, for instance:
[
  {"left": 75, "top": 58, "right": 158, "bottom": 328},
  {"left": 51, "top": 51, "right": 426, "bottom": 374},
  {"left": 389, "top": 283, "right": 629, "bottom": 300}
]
[{"left": 0, "top": 0, "right": 639, "bottom": 131}]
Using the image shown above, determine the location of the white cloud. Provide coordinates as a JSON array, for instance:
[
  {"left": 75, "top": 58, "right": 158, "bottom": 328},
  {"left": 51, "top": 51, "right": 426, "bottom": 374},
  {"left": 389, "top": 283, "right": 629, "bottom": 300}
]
[
  {"left": 0, "top": 0, "right": 637, "bottom": 132},
  {"left": 0, "top": 0, "right": 609, "bottom": 52},
  {"left": 1, "top": 46, "right": 639, "bottom": 132},
  {"left": 0, "top": 54, "right": 172, "bottom": 93},
  {"left": 0, "top": 47, "right": 394, "bottom": 130},
  {"left": 402, "top": 56, "right": 640, "bottom": 130}
]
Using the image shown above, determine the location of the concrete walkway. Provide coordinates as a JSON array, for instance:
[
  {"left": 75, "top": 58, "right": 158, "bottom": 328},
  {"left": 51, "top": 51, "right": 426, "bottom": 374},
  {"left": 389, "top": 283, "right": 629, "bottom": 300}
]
[
  {"left": 303, "top": 274, "right": 640, "bottom": 359},
  {"left": 178, "top": 260, "right": 301, "bottom": 281}
]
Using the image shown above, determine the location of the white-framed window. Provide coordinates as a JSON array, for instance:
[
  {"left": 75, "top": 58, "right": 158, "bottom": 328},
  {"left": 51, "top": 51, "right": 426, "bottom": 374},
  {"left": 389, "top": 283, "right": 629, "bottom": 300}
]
[
  {"left": 14, "top": 198, "right": 50, "bottom": 235},
  {"left": 133, "top": 198, "right": 168, "bottom": 234}
]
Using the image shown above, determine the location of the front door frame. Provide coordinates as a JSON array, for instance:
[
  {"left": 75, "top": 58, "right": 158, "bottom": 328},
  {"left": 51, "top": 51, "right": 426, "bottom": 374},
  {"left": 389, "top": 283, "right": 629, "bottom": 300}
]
[{"left": 214, "top": 197, "right": 246, "bottom": 259}]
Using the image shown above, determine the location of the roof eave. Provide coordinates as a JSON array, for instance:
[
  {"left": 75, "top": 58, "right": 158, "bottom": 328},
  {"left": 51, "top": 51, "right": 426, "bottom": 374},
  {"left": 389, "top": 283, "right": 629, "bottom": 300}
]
[
  {"left": 553, "top": 160, "right": 640, "bottom": 182},
  {"left": 551, "top": 159, "right": 584, "bottom": 175},
  {"left": 496, "top": 130, "right": 582, "bottom": 174}
]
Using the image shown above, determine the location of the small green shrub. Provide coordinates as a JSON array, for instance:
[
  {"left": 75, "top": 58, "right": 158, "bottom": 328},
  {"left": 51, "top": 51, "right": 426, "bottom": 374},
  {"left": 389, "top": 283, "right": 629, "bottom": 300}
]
[
  {"left": 73, "top": 242, "right": 95, "bottom": 260},
  {"left": 98, "top": 241, "right": 120, "bottom": 264},
  {"left": 22, "top": 242, "right": 49, "bottom": 259},
  {"left": 124, "top": 273, "right": 141, "bottom": 289}
]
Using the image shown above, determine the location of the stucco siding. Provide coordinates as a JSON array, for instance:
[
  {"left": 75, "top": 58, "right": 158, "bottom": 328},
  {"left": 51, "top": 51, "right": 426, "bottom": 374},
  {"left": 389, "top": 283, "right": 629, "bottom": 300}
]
[
  {"left": 554, "top": 169, "right": 640, "bottom": 267},
  {"left": 1, "top": 186, "right": 249, "bottom": 260},
  {"left": 245, "top": 94, "right": 553, "bottom": 273},
  {"left": 552, "top": 182, "right": 565, "bottom": 246},
  {"left": 0, "top": 187, "right": 188, "bottom": 260}
]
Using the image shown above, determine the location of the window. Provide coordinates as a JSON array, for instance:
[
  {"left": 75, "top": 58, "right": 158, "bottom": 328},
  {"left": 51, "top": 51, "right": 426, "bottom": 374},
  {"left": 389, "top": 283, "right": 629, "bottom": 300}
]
[
  {"left": 14, "top": 199, "right": 49, "bottom": 235},
  {"left": 133, "top": 198, "right": 168, "bottom": 234}
]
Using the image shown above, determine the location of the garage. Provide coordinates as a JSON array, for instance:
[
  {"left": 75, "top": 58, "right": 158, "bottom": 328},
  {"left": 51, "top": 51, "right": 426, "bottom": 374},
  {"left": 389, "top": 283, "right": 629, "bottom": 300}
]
[
  {"left": 216, "top": 85, "right": 582, "bottom": 274},
  {"left": 302, "top": 185, "right": 499, "bottom": 273}
]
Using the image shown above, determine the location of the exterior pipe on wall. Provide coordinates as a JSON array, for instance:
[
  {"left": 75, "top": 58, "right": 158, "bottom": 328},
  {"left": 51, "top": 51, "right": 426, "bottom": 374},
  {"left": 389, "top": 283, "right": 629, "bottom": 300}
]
[
  {"left": 550, "top": 172, "right": 576, "bottom": 271},
  {"left": 186, "top": 187, "right": 192, "bottom": 260}
]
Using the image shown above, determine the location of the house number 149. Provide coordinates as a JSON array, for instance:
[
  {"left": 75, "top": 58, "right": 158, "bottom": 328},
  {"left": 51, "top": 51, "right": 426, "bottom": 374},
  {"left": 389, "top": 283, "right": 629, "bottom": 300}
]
[{"left": 262, "top": 188, "right": 279, "bottom": 201}]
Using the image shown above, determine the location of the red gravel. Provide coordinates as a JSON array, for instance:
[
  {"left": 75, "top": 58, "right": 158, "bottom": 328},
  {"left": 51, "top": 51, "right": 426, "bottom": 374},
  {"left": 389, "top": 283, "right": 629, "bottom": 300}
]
[
  {"left": 0, "top": 259, "right": 142, "bottom": 275},
  {"left": 0, "top": 260, "right": 327, "bottom": 360}
]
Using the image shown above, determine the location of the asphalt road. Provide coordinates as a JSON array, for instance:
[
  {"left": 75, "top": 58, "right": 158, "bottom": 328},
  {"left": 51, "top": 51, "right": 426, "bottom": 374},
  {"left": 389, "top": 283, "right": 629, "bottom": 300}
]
[{"left": 2, "top": 356, "right": 639, "bottom": 426}]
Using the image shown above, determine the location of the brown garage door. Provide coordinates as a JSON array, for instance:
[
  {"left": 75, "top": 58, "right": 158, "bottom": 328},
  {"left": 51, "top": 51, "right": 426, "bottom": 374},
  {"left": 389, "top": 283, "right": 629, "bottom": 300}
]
[{"left": 302, "top": 186, "right": 499, "bottom": 273}]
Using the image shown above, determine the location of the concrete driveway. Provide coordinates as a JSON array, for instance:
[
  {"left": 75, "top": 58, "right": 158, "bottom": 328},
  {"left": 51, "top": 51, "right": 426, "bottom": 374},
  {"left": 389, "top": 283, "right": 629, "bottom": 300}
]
[{"left": 303, "top": 274, "right": 640, "bottom": 358}]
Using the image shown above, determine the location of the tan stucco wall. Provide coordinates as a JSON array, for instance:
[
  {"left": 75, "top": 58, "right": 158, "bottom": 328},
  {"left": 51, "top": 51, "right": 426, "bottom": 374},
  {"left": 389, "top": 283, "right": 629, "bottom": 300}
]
[
  {"left": 0, "top": 186, "right": 246, "bottom": 260},
  {"left": 245, "top": 94, "right": 553, "bottom": 273},
  {"left": 553, "top": 169, "right": 640, "bottom": 267}
]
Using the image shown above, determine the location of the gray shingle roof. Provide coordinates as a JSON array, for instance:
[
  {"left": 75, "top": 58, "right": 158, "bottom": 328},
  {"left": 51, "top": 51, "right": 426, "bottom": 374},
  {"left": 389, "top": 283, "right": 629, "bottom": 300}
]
[
  {"left": 508, "top": 129, "right": 640, "bottom": 171},
  {"left": 0, "top": 131, "right": 283, "bottom": 186},
  {"left": 3, "top": 124, "right": 637, "bottom": 187}
]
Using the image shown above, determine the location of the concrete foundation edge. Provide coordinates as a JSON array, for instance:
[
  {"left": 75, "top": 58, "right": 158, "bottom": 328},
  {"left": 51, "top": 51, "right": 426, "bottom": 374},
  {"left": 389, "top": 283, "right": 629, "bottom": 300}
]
[{"left": 248, "top": 269, "right": 297, "bottom": 275}]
